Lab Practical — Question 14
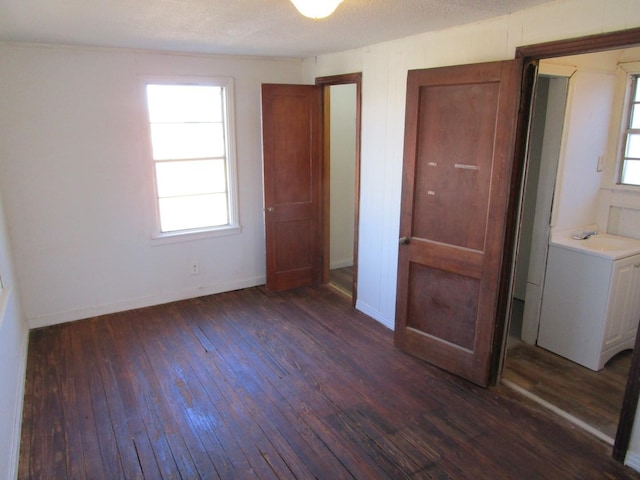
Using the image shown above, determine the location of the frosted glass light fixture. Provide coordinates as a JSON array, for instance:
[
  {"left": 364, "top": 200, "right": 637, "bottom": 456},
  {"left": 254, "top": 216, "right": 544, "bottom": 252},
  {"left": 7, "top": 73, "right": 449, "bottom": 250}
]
[{"left": 290, "top": 0, "right": 344, "bottom": 19}]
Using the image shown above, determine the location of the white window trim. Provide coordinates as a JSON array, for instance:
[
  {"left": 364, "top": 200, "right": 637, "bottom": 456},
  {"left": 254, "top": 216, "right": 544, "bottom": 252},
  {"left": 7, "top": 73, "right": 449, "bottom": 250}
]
[
  {"left": 140, "top": 75, "right": 241, "bottom": 244},
  {"left": 605, "top": 61, "right": 640, "bottom": 189}
]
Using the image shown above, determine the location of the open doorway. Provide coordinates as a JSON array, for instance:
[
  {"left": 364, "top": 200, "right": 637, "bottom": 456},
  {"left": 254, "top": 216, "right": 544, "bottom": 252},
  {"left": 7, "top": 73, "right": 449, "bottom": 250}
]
[
  {"left": 502, "top": 46, "right": 640, "bottom": 448},
  {"left": 317, "top": 74, "right": 362, "bottom": 304},
  {"left": 327, "top": 83, "right": 357, "bottom": 295}
]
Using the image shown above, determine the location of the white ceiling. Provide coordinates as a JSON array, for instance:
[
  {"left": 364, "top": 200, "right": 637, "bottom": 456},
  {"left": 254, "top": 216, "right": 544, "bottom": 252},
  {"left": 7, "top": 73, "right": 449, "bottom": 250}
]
[{"left": 0, "top": 0, "right": 555, "bottom": 58}]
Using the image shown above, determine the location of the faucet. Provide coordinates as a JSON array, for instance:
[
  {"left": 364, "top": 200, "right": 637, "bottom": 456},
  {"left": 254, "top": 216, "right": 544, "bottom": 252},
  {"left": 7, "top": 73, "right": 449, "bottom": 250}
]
[{"left": 571, "top": 230, "right": 598, "bottom": 240}]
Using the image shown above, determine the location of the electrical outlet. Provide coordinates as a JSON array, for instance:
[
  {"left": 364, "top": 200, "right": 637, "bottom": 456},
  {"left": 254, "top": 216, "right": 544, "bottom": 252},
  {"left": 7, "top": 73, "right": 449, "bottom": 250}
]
[{"left": 191, "top": 262, "right": 199, "bottom": 275}]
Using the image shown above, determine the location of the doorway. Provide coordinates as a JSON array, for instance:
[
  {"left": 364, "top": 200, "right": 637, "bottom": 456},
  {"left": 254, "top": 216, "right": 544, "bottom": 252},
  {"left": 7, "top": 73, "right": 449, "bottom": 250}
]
[
  {"left": 261, "top": 74, "right": 361, "bottom": 294},
  {"left": 500, "top": 37, "right": 640, "bottom": 460},
  {"left": 316, "top": 74, "right": 362, "bottom": 304}
]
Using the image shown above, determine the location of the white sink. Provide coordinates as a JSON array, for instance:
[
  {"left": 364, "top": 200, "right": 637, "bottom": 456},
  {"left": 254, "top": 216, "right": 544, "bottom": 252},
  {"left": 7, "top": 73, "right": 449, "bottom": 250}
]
[
  {"left": 581, "top": 235, "right": 640, "bottom": 252},
  {"left": 551, "top": 232, "right": 640, "bottom": 260}
]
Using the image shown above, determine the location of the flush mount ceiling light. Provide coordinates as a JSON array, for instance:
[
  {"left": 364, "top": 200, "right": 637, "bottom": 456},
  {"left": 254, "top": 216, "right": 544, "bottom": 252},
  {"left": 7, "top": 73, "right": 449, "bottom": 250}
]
[{"left": 290, "top": 0, "right": 344, "bottom": 19}]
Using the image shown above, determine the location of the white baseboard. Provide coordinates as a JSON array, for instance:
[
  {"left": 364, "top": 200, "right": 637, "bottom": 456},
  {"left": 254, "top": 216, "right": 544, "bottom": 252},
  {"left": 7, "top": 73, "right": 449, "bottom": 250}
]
[
  {"left": 502, "top": 379, "right": 614, "bottom": 445},
  {"left": 8, "top": 333, "right": 28, "bottom": 480},
  {"left": 27, "top": 275, "right": 265, "bottom": 329},
  {"left": 625, "top": 451, "right": 640, "bottom": 473},
  {"left": 330, "top": 259, "right": 354, "bottom": 270},
  {"left": 356, "top": 299, "right": 394, "bottom": 330}
]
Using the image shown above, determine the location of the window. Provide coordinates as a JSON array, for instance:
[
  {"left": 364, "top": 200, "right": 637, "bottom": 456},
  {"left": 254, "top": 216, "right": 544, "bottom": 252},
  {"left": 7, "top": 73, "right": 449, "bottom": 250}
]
[
  {"left": 620, "top": 74, "right": 640, "bottom": 186},
  {"left": 144, "top": 78, "right": 238, "bottom": 237}
]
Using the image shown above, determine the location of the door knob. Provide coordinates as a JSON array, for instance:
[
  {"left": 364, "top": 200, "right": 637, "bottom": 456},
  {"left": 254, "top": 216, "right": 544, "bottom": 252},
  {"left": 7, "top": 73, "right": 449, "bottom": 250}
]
[
  {"left": 266, "top": 207, "right": 274, "bottom": 212},
  {"left": 399, "top": 236, "right": 411, "bottom": 245}
]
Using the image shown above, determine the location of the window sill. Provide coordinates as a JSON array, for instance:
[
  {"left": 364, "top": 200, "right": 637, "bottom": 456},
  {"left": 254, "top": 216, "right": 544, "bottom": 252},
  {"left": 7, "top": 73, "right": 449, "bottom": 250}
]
[
  {"left": 151, "top": 225, "right": 242, "bottom": 245},
  {"left": 601, "top": 184, "right": 640, "bottom": 193}
]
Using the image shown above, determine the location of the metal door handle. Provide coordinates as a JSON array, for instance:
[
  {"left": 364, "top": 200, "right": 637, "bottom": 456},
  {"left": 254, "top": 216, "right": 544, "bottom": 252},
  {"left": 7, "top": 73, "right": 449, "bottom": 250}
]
[
  {"left": 399, "top": 236, "right": 411, "bottom": 245},
  {"left": 266, "top": 207, "right": 274, "bottom": 212}
]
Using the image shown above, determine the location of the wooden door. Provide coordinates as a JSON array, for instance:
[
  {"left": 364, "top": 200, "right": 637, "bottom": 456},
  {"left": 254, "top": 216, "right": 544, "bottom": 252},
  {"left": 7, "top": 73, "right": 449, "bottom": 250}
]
[
  {"left": 394, "top": 60, "right": 523, "bottom": 386},
  {"left": 261, "top": 84, "right": 323, "bottom": 291}
]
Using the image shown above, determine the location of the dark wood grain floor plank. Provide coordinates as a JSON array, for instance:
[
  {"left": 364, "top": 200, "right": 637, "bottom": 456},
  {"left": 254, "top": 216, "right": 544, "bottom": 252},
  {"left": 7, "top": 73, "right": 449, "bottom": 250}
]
[
  {"left": 181, "top": 298, "right": 337, "bottom": 479},
  {"left": 78, "top": 319, "right": 127, "bottom": 479},
  {"left": 504, "top": 342, "right": 630, "bottom": 439},
  {"left": 136, "top": 303, "right": 281, "bottom": 479},
  {"left": 88, "top": 319, "right": 148, "bottom": 479},
  {"left": 330, "top": 266, "right": 353, "bottom": 293},
  {"left": 18, "top": 286, "right": 640, "bottom": 480},
  {"left": 108, "top": 310, "right": 205, "bottom": 479}
]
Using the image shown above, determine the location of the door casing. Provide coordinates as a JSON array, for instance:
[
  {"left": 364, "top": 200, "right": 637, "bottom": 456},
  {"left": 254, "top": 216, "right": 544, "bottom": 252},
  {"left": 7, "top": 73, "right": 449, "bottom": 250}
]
[
  {"left": 499, "top": 27, "right": 640, "bottom": 462},
  {"left": 316, "top": 73, "right": 362, "bottom": 306}
]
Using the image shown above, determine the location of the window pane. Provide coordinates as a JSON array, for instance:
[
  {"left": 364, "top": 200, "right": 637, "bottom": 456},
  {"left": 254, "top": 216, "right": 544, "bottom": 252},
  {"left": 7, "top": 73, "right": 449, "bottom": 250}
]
[
  {"left": 156, "top": 160, "right": 227, "bottom": 197},
  {"left": 146, "top": 84, "right": 223, "bottom": 123},
  {"left": 621, "top": 159, "right": 640, "bottom": 186},
  {"left": 625, "top": 133, "right": 640, "bottom": 159},
  {"left": 150, "top": 123, "right": 224, "bottom": 160},
  {"left": 635, "top": 78, "right": 640, "bottom": 102},
  {"left": 159, "top": 193, "right": 228, "bottom": 232},
  {"left": 631, "top": 104, "right": 640, "bottom": 129}
]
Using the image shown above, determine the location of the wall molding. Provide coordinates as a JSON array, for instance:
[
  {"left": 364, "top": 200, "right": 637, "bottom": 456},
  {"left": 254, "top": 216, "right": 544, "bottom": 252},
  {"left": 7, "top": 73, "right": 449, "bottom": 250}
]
[
  {"left": 7, "top": 332, "right": 28, "bottom": 480},
  {"left": 27, "top": 276, "right": 266, "bottom": 329},
  {"left": 356, "top": 299, "right": 394, "bottom": 330}
]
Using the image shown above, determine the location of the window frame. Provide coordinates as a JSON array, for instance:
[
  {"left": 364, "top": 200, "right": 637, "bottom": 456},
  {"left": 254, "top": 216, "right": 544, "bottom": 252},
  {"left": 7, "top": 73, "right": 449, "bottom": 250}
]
[
  {"left": 141, "top": 76, "right": 241, "bottom": 243},
  {"left": 615, "top": 62, "right": 640, "bottom": 188}
]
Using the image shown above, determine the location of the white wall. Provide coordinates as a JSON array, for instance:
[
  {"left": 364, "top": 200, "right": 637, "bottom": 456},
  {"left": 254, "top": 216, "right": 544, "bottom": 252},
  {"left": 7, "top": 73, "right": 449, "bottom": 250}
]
[
  {"left": 304, "top": 0, "right": 640, "bottom": 329},
  {"left": 0, "top": 188, "right": 29, "bottom": 479},
  {"left": 551, "top": 69, "right": 615, "bottom": 231},
  {"left": 599, "top": 49, "right": 640, "bottom": 240},
  {"left": 302, "top": 0, "right": 640, "bottom": 464},
  {"left": 0, "top": 43, "right": 304, "bottom": 328},
  {"left": 3, "top": 0, "right": 640, "bottom": 472},
  {"left": 513, "top": 77, "right": 549, "bottom": 301},
  {"left": 542, "top": 47, "right": 640, "bottom": 240},
  {"left": 329, "top": 83, "right": 356, "bottom": 269},
  {"left": 628, "top": 411, "right": 640, "bottom": 471}
]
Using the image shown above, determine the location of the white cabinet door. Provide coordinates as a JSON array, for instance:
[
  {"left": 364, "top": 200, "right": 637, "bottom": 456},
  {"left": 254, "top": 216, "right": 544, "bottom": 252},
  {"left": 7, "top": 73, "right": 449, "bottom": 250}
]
[
  {"left": 604, "top": 256, "right": 636, "bottom": 348},
  {"left": 539, "top": 248, "right": 640, "bottom": 371},
  {"left": 602, "top": 254, "right": 640, "bottom": 364},
  {"left": 623, "top": 256, "right": 640, "bottom": 343}
]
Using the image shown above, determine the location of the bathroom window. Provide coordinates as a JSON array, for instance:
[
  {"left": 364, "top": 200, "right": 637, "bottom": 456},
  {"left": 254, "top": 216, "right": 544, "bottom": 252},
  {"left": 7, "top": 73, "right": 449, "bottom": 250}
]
[
  {"left": 143, "top": 78, "right": 239, "bottom": 239},
  {"left": 619, "top": 74, "right": 640, "bottom": 186}
]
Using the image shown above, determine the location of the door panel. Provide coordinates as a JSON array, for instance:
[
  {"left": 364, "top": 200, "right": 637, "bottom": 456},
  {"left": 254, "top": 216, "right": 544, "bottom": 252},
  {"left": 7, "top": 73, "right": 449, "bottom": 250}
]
[
  {"left": 262, "top": 84, "right": 323, "bottom": 291},
  {"left": 413, "top": 82, "right": 498, "bottom": 251},
  {"left": 395, "top": 60, "right": 523, "bottom": 386}
]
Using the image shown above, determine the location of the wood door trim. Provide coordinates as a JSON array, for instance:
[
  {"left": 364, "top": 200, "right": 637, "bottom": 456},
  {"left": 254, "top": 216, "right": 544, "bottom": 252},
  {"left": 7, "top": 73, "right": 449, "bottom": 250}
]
[
  {"left": 504, "top": 27, "right": 640, "bottom": 462},
  {"left": 517, "top": 27, "right": 640, "bottom": 59},
  {"left": 490, "top": 59, "right": 538, "bottom": 385},
  {"left": 615, "top": 325, "right": 640, "bottom": 461},
  {"left": 315, "top": 72, "right": 362, "bottom": 307}
]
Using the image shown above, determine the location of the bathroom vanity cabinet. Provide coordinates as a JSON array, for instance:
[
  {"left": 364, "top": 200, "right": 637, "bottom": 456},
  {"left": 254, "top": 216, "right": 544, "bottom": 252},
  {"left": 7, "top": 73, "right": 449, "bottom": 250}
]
[{"left": 537, "top": 236, "right": 640, "bottom": 371}]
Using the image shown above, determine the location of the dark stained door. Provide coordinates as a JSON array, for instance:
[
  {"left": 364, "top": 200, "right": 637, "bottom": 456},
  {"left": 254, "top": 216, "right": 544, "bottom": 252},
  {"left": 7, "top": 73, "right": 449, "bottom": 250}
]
[
  {"left": 261, "top": 84, "right": 323, "bottom": 291},
  {"left": 394, "top": 60, "right": 523, "bottom": 386}
]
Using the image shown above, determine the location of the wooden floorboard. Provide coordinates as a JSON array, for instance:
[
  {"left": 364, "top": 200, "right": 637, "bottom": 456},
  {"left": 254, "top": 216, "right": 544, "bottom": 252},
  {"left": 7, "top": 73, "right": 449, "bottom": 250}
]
[
  {"left": 503, "top": 341, "right": 630, "bottom": 439},
  {"left": 329, "top": 266, "right": 353, "bottom": 294},
  {"left": 19, "top": 286, "right": 640, "bottom": 479}
]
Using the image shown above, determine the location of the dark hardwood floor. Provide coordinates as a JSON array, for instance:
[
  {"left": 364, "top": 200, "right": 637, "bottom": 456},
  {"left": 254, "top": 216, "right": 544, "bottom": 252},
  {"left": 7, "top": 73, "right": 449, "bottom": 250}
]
[
  {"left": 19, "top": 286, "right": 640, "bottom": 479},
  {"left": 503, "top": 341, "right": 631, "bottom": 440},
  {"left": 329, "top": 266, "right": 353, "bottom": 294}
]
